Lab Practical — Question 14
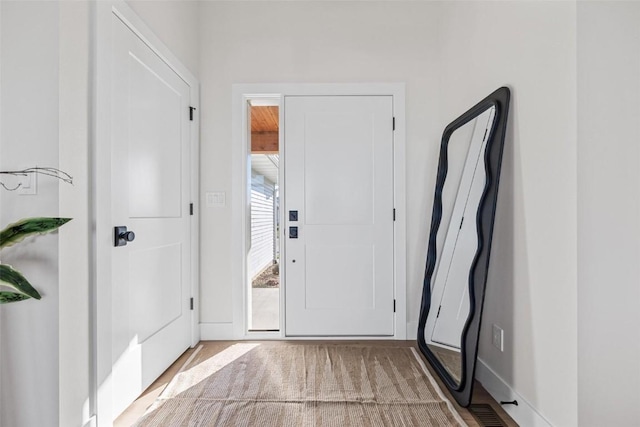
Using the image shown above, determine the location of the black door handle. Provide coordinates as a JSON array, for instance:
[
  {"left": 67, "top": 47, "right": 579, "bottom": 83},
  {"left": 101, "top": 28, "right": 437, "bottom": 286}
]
[{"left": 114, "top": 226, "right": 136, "bottom": 247}]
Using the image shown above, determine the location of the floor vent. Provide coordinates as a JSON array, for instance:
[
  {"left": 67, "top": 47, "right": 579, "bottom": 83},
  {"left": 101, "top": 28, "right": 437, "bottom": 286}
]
[{"left": 469, "top": 403, "right": 508, "bottom": 427}]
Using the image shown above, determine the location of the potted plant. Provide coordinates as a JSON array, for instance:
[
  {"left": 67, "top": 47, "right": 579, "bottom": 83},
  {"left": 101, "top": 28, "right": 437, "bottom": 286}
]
[
  {"left": 0, "top": 167, "right": 73, "bottom": 303},
  {"left": 0, "top": 217, "right": 71, "bottom": 303}
]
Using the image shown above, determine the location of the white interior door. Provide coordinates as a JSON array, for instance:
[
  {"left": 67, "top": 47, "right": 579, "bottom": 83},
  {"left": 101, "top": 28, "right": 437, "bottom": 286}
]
[
  {"left": 429, "top": 108, "right": 495, "bottom": 348},
  {"left": 111, "top": 15, "right": 192, "bottom": 417},
  {"left": 284, "top": 96, "right": 395, "bottom": 336}
]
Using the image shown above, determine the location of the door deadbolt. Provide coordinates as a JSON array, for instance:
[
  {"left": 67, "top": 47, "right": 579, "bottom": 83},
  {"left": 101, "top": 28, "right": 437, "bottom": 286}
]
[{"left": 114, "top": 226, "right": 136, "bottom": 247}]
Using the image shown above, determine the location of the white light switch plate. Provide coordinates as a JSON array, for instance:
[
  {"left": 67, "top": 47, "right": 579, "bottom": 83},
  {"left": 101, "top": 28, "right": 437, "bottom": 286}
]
[
  {"left": 18, "top": 172, "right": 37, "bottom": 195},
  {"left": 206, "top": 191, "right": 226, "bottom": 207}
]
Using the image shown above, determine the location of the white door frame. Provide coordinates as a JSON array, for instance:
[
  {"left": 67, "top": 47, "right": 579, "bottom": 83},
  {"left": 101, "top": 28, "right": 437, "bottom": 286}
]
[
  {"left": 231, "top": 83, "right": 406, "bottom": 341},
  {"left": 93, "top": 2, "right": 200, "bottom": 425}
]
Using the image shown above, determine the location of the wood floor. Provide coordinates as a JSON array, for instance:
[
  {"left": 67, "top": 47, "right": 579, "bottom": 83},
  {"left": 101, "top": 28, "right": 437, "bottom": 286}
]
[{"left": 115, "top": 341, "right": 518, "bottom": 427}]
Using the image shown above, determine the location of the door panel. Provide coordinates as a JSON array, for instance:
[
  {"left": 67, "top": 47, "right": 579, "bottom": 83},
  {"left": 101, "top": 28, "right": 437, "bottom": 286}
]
[
  {"left": 303, "top": 112, "right": 374, "bottom": 225},
  {"left": 111, "top": 15, "right": 191, "bottom": 418},
  {"left": 304, "top": 244, "right": 374, "bottom": 310},
  {"left": 285, "top": 96, "right": 394, "bottom": 336},
  {"left": 130, "top": 243, "right": 182, "bottom": 342},
  {"left": 128, "top": 52, "right": 183, "bottom": 218}
]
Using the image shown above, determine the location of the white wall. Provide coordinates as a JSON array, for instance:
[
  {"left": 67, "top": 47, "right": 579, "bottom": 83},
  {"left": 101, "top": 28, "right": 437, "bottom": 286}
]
[
  {"left": 1, "top": 2, "right": 200, "bottom": 426},
  {"left": 198, "top": 0, "right": 442, "bottom": 327},
  {"left": 59, "top": 2, "right": 92, "bottom": 426},
  {"left": 126, "top": 0, "right": 200, "bottom": 79},
  {"left": 436, "top": 3, "right": 578, "bottom": 426},
  {"left": 577, "top": 2, "right": 640, "bottom": 425},
  {"left": 5, "top": 2, "right": 636, "bottom": 426},
  {"left": 199, "top": 1, "right": 579, "bottom": 425},
  {"left": 0, "top": 2, "right": 61, "bottom": 426}
]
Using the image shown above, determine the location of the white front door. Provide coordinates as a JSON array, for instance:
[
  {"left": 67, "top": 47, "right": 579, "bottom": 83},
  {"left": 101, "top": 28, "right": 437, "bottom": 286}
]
[
  {"left": 284, "top": 96, "right": 395, "bottom": 336},
  {"left": 111, "top": 15, "right": 192, "bottom": 417}
]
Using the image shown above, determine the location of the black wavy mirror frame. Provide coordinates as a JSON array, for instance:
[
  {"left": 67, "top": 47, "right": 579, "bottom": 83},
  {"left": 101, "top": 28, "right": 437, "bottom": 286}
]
[{"left": 417, "top": 87, "right": 511, "bottom": 407}]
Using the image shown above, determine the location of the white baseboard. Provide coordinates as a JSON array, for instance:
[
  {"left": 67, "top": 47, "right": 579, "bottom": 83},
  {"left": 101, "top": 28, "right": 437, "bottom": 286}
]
[
  {"left": 200, "top": 322, "right": 235, "bottom": 340},
  {"left": 475, "top": 358, "right": 553, "bottom": 427},
  {"left": 406, "top": 320, "right": 418, "bottom": 340}
]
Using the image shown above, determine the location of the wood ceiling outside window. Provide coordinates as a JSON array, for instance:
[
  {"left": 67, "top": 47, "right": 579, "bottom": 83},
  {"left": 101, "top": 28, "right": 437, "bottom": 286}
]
[{"left": 251, "top": 106, "right": 279, "bottom": 154}]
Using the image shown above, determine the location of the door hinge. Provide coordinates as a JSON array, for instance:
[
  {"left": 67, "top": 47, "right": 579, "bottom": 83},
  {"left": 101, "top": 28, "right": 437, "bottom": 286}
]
[
  {"left": 393, "top": 117, "right": 396, "bottom": 131},
  {"left": 393, "top": 208, "right": 396, "bottom": 221},
  {"left": 189, "top": 106, "right": 196, "bottom": 121},
  {"left": 393, "top": 299, "right": 396, "bottom": 313},
  {"left": 190, "top": 203, "right": 194, "bottom": 215},
  {"left": 436, "top": 305, "right": 441, "bottom": 318},
  {"left": 190, "top": 297, "right": 194, "bottom": 310}
]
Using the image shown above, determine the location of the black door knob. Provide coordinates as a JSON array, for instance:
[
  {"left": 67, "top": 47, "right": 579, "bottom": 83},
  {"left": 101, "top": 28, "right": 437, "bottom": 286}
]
[
  {"left": 120, "top": 231, "right": 135, "bottom": 242},
  {"left": 114, "top": 226, "right": 135, "bottom": 247}
]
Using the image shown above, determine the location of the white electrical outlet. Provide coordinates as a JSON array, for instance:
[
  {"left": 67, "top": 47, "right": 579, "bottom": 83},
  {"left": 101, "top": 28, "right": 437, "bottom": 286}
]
[{"left": 492, "top": 324, "right": 504, "bottom": 352}]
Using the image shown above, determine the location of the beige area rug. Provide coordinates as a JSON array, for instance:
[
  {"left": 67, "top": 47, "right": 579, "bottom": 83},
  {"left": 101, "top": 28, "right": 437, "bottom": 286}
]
[{"left": 136, "top": 343, "right": 467, "bottom": 426}]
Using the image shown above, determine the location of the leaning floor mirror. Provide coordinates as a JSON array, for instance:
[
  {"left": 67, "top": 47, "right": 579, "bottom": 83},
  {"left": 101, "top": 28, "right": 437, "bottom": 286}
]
[{"left": 418, "top": 87, "right": 511, "bottom": 407}]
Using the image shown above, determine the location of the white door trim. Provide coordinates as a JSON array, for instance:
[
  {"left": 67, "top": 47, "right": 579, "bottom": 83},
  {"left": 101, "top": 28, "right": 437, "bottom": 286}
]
[
  {"left": 229, "top": 83, "right": 406, "bottom": 341},
  {"left": 93, "top": 2, "right": 200, "bottom": 425}
]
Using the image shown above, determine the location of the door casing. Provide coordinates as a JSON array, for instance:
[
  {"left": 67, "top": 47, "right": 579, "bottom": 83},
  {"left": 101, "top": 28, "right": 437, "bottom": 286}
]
[
  {"left": 229, "top": 83, "right": 407, "bottom": 341},
  {"left": 93, "top": 2, "right": 200, "bottom": 425}
]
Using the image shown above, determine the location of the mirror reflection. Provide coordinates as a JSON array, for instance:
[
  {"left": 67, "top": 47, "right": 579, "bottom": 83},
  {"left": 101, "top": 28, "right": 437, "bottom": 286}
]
[{"left": 423, "top": 106, "right": 496, "bottom": 385}]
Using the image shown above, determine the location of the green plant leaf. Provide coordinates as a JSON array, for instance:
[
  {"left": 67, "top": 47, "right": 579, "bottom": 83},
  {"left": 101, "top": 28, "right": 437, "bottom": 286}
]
[
  {"left": 0, "top": 264, "right": 41, "bottom": 300},
  {"left": 0, "top": 291, "right": 31, "bottom": 304},
  {"left": 0, "top": 217, "right": 72, "bottom": 249}
]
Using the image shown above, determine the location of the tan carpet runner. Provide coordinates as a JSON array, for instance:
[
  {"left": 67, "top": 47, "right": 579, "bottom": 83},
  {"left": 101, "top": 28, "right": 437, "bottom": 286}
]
[{"left": 136, "top": 344, "right": 467, "bottom": 426}]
